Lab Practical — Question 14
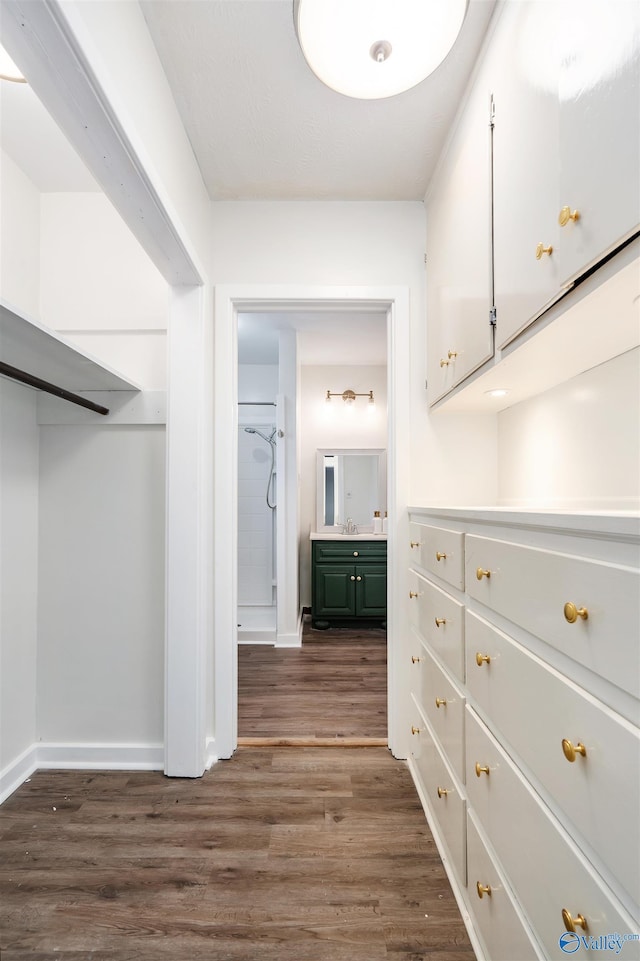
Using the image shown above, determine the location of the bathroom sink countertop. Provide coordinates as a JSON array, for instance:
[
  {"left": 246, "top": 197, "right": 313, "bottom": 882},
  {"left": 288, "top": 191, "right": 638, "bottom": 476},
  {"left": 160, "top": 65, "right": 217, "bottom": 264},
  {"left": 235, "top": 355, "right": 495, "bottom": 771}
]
[{"left": 310, "top": 532, "right": 387, "bottom": 540}]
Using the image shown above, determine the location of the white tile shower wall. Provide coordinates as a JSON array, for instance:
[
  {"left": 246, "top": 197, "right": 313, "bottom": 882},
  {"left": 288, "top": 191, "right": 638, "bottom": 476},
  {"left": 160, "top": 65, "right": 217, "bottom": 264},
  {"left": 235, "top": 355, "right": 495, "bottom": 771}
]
[{"left": 238, "top": 428, "right": 275, "bottom": 606}]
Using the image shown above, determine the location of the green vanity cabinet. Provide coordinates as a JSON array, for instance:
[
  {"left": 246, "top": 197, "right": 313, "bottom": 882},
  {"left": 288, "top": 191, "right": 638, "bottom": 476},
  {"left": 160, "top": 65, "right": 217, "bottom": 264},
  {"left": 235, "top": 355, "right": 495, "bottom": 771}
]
[{"left": 311, "top": 539, "right": 387, "bottom": 629}]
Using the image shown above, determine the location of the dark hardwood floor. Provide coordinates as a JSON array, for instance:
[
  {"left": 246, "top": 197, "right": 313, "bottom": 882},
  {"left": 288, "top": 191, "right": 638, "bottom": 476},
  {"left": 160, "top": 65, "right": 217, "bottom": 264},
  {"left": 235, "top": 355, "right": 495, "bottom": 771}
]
[
  {"left": 0, "top": 747, "right": 476, "bottom": 960},
  {"left": 238, "top": 619, "right": 387, "bottom": 741}
]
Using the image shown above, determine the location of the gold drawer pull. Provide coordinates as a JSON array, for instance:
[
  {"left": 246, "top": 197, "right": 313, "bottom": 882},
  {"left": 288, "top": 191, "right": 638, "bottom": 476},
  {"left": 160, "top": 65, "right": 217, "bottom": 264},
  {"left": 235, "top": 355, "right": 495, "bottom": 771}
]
[
  {"left": 435, "top": 551, "right": 447, "bottom": 561},
  {"left": 562, "top": 739, "right": 587, "bottom": 763},
  {"left": 475, "top": 762, "right": 490, "bottom": 777},
  {"left": 410, "top": 540, "right": 420, "bottom": 548},
  {"left": 440, "top": 358, "right": 450, "bottom": 367},
  {"left": 475, "top": 652, "right": 491, "bottom": 666},
  {"left": 476, "top": 882, "right": 492, "bottom": 899},
  {"left": 559, "top": 206, "right": 580, "bottom": 226},
  {"left": 411, "top": 655, "right": 423, "bottom": 664},
  {"left": 447, "top": 350, "right": 458, "bottom": 360},
  {"left": 536, "top": 242, "right": 553, "bottom": 259},
  {"left": 435, "top": 697, "right": 447, "bottom": 709},
  {"left": 476, "top": 567, "right": 491, "bottom": 580},
  {"left": 409, "top": 591, "right": 419, "bottom": 599},
  {"left": 437, "top": 786, "right": 449, "bottom": 798},
  {"left": 562, "top": 908, "right": 587, "bottom": 932},
  {"left": 564, "top": 601, "right": 588, "bottom": 623},
  {"left": 434, "top": 617, "right": 447, "bottom": 628},
  {"left": 352, "top": 551, "right": 359, "bottom": 557},
  {"left": 411, "top": 725, "right": 421, "bottom": 735}
]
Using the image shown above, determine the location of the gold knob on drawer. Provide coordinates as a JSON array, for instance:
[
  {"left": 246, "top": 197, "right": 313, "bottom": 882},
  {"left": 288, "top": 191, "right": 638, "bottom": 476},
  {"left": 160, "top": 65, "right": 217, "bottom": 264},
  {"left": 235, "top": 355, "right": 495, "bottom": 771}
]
[
  {"left": 447, "top": 350, "right": 458, "bottom": 360},
  {"left": 411, "top": 725, "right": 421, "bottom": 735},
  {"left": 564, "top": 601, "right": 588, "bottom": 623},
  {"left": 562, "top": 908, "right": 588, "bottom": 932},
  {"left": 476, "top": 567, "right": 491, "bottom": 580},
  {"left": 435, "top": 617, "right": 447, "bottom": 628},
  {"left": 409, "top": 591, "right": 419, "bottom": 599},
  {"left": 440, "top": 358, "right": 450, "bottom": 367},
  {"left": 475, "top": 762, "right": 490, "bottom": 777},
  {"left": 476, "top": 882, "right": 492, "bottom": 899},
  {"left": 411, "top": 655, "right": 423, "bottom": 664},
  {"left": 437, "top": 786, "right": 449, "bottom": 798},
  {"left": 536, "top": 242, "right": 553, "bottom": 259},
  {"left": 410, "top": 541, "right": 420, "bottom": 548},
  {"left": 436, "top": 551, "right": 447, "bottom": 561},
  {"left": 475, "top": 652, "right": 491, "bottom": 666},
  {"left": 435, "top": 697, "right": 447, "bottom": 708},
  {"left": 562, "top": 739, "right": 587, "bottom": 763},
  {"left": 559, "top": 206, "right": 580, "bottom": 226}
]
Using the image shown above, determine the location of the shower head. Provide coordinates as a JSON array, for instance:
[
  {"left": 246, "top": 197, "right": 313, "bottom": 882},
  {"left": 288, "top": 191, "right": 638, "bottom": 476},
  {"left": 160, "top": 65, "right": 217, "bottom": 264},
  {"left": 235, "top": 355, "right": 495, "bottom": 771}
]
[{"left": 244, "top": 427, "right": 276, "bottom": 445}]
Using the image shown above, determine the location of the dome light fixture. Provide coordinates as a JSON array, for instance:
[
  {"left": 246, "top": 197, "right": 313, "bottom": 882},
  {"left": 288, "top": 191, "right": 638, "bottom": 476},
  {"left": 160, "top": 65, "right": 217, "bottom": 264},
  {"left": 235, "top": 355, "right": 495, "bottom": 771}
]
[{"left": 294, "top": 0, "right": 468, "bottom": 100}]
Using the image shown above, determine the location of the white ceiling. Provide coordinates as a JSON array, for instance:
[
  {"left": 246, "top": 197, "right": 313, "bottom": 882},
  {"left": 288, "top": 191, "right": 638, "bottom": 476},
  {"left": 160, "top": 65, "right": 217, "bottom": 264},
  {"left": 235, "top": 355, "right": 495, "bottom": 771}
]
[{"left": 239, "top": 309, "right": 388, "bottom": 365}]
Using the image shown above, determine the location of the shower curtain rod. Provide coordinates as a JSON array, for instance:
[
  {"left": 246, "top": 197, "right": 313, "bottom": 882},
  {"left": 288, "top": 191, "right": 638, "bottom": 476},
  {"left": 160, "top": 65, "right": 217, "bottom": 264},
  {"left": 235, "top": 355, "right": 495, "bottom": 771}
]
[{"left": 238, "top": 401, "right": 276, "bottom": 406}]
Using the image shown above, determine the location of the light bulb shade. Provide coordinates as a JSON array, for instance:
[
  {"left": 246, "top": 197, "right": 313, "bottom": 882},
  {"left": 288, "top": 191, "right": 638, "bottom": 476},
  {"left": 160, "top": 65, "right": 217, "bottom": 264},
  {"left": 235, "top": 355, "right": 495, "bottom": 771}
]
[{"left": 295, "top": 0, "right": 468, "bottom": 99}]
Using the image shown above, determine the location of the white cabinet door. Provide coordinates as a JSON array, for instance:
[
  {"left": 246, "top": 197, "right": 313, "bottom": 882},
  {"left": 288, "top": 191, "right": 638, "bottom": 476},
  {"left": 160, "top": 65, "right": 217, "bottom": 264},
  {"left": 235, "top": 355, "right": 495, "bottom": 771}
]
[
  {"left": 492, "top": 1, "right": 561, "bottom": 348},
  {"left": 426, "top": 39, "right": 494, "bottom": 404},
  {"left": 557, "top": 1, "right": 640, "bottom": 284}
]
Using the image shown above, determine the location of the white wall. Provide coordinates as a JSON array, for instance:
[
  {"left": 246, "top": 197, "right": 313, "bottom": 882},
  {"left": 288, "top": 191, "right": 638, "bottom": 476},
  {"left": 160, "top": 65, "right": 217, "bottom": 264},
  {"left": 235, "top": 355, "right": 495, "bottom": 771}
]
[
  {"left": 299, "top": 364, "right": 388, "bottom": 608},
  {"left": 0, "top": 149, "right": 40, "bottom": 318},
  {"left": 37, "top": 425, "right": 166, "bottom": 747},
  {"left": 0, "top": 380, "right": 39, "bottom": 791},
  {"left": 498, "top": 348, "right": 640, "bottom": 510}
]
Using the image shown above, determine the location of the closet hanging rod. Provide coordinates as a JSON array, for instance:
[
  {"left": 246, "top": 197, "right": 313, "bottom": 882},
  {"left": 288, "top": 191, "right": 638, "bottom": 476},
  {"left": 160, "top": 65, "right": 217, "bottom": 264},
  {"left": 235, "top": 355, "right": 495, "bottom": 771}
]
[
  {"left": 0, "top": 361, "right": 110, "bottom": 415},
  {"left": 238, "top": 401, "right": 276, "bottom": 406}
]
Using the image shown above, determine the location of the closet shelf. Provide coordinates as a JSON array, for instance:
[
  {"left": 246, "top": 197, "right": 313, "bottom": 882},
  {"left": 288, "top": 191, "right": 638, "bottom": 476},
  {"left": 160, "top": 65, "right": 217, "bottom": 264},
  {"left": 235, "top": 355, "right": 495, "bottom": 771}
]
[{"left": 0, "top": 299, "right": 141, "bottom": 395}]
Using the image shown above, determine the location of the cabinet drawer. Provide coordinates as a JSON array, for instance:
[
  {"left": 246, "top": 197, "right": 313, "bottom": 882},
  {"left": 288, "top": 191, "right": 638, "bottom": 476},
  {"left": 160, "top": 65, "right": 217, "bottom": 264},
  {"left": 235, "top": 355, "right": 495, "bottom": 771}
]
[
  {"left": 409, "top": 703, "right": 466, "bottom": 884},
  {"left": 466, "top": 708, "right": 638, "bottom": 959},
  {"left": 408, "top": 570, "right": 465, "bottom": 681},
  {"left": 409, "top": 523, "right": 464, "bottom": 590},
  {"left": 413, "top": 643, "right": 465, "bottom": 782},
  {"left": 313, "top": 540, "right": 386, "bottom": 563},
  {"left": 465, "top": 534, "right": 640, "bottom": 698},
  {"left": 466, "top": 610, "right": 640, "bottom": 903},
  {"left": 466, "top": 811, "right": 543, "bottom": 961}
]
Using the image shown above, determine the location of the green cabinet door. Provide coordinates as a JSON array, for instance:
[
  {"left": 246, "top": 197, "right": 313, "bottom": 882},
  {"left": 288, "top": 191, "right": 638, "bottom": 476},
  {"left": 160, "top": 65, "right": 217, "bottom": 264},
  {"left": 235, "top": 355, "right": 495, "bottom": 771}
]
[
  {"left": 314, "top": 564, "right": 356, "bottom": 616},
  {"left": 356, "top": 565, "right": 387, "bottom": 616}
]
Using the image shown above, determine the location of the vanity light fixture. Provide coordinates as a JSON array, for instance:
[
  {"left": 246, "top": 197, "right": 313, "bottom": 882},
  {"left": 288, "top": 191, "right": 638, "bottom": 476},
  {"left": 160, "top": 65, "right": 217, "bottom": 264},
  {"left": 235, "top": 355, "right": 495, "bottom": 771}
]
[
  {"left": 294, "top": 0, "right": 468, "bottom": 100},
  {"left": 326, "top": 389, "right": 375, "bottom": 405},
  {"left": 0, "top": 45, "right": 26, "bottom": 83}
]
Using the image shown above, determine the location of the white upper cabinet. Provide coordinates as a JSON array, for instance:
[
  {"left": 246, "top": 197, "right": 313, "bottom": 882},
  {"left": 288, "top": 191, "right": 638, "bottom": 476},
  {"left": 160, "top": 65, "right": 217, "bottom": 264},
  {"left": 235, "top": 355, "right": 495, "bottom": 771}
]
[
  {"left": 493, "top": 0, "right": 640, "bottom": 349},
  {"left": 425, "top": 44, "right": 494, "bottom": 405}
]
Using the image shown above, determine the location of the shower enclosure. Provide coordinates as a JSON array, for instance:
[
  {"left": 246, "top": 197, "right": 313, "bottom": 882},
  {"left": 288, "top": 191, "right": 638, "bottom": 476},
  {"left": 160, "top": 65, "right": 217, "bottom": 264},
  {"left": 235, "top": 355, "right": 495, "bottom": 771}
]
[{"left": 237, "top": 403, "right": 278, "bottom": 642}]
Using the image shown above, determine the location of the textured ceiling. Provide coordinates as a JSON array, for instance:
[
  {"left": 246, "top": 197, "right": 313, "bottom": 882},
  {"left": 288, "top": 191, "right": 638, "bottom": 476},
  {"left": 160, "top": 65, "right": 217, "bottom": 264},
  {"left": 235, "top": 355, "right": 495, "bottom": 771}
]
[{"left": 141, "top": 0, "right": 496, "bottom": 201}]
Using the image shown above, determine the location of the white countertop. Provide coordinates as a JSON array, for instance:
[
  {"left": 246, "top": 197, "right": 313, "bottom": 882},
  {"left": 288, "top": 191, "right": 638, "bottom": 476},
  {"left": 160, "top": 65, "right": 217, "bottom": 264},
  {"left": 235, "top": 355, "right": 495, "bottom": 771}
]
[{"left": 310, "top": 532, "right": 387, "bottom": 540}]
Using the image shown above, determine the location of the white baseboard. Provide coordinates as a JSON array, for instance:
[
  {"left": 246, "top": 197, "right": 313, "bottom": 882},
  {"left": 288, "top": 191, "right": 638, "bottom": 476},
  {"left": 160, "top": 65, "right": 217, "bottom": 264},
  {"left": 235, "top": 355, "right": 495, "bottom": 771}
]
[
  {"left": 205, "top": 737, "right": 218, "bottom": 770},
  {"left": 0, "top": 743, "right": 38, "bottom": 804},
  {"left": 276, "top": 610, "right": 303, "bottom": 648},
  {"left": 37, "top": 741, "right": 164, "bottom": 771}
]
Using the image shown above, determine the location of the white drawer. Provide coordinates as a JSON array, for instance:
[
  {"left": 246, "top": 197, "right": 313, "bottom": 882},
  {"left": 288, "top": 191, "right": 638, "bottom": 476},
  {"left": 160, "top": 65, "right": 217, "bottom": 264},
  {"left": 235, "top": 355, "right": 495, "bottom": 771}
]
[
  {"left": 466, "top": 611, "right": 640, "bottom": 904},
  {"left": 413, "top": 643, "right": 466, "bottom": 782},
  {"left": 466, "top": 810, "right": 543, "bottom": 961},
  {"left": 409, "top": 701, "right": 466, "bottom": 884},
  {"left": 408, "top": 570, "right": 465, "bottom": 681},
  {"left": 465, "top": 534, "right": 640, "bottom": 699},
  {"left": 409, "top": 522, "right": 465, "bottom": 590},
  {"left": 466, "top": 708, "right": 638, "bottom": 959}
]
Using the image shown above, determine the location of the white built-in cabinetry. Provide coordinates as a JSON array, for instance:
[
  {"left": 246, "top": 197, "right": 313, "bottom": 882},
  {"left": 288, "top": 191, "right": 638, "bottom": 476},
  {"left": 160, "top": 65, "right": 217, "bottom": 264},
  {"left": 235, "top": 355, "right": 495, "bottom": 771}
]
[
  {"left": 426, "top": 0, "right": 640, "bottom": 406},
  {"left": 407, "top": 509, "right": 639, "bottom": 961}
]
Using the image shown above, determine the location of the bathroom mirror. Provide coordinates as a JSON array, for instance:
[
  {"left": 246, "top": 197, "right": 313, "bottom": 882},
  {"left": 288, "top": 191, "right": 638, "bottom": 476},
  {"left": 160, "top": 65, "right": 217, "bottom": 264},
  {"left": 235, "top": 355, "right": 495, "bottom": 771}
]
[{"left": 316, "top": 449, "right": 386, "bottom": 532}]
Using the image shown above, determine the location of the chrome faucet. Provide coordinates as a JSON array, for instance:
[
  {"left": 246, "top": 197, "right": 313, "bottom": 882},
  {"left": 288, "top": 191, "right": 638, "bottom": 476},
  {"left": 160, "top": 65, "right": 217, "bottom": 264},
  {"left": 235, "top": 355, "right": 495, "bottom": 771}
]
[{"left": 342, "top": 517, "right": 358, "bottom": 535}]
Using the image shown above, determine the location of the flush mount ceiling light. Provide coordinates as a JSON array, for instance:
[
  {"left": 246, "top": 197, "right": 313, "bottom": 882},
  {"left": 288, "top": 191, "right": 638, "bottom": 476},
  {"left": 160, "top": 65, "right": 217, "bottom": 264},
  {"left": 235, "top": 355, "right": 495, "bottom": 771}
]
[
  {"left": 294, "top": 0, "right": 468, "bottom": 99},
  {"left": 0, "top": 45, "right": 26, "bottom": 83}
]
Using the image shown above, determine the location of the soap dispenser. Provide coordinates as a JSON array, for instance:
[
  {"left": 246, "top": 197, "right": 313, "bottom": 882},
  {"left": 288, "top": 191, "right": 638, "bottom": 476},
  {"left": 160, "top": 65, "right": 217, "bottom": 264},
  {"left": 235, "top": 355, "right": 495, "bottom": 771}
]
[{"left": 373, "top": 510, "right": 382, "bottom": 534}]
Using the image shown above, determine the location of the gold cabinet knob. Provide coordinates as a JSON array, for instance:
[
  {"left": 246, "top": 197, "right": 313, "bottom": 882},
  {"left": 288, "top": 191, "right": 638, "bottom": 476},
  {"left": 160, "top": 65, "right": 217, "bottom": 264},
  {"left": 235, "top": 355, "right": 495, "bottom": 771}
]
[
  {"left": 475, "top": 762, "right": 490, "bottom": 777},
  {"left": 559, "top": 206, "right": 580, "bottom": 226},
  {"left": 476, "top": 567, "right": 491, "bottom": 580},
  {"left": 353, "top": 551, "right": 359, "bottom": 557},
  {"left": 437, "top": 786, "right": 449, "bottom": 798},
  {"left": 562, "top": 908, "right": 588, "bottom": 932},
  {"left": 435, "top": 617, "right": 447, "bottom": 628},
  {"left": 411, "top": 725, "right": 421, "bottom": 735},
  {"left": 409, "top": 591, "right": 419, "bottom": 599},
  {"left": 562, "top": 738, "right": 587, "bottom": 763},
  {"left": 447, "top": 350, "right": 458, "bottom": 360},
  {"left": 475, "top": 652, "right": 491, "bottom": 666},
  {"left": 476, "top": 882, "right": 492, "bottom": 899},
  {"left": 350, "top": 575, "right": 356, "bottom": 581},
  {"left": 564, "top": 601, "right": 588, "bottom": 623},
  {"left": 410, "top": 540, "right": 420, "bottom": 548},
  {"left": 435, "top": 551, "right": 447, "bottom": 561},
  {"left": 435, "top": 697, "right": 447, "bottom": 709},
  {"left": 536, "top": 242, "right": 553, "bottom": 259},
  {"left": 411, "top": 655, "right": 423, "bottom": 664},
  {"left": 440, "top": 358, "right": 450, "bottom": 367}
]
